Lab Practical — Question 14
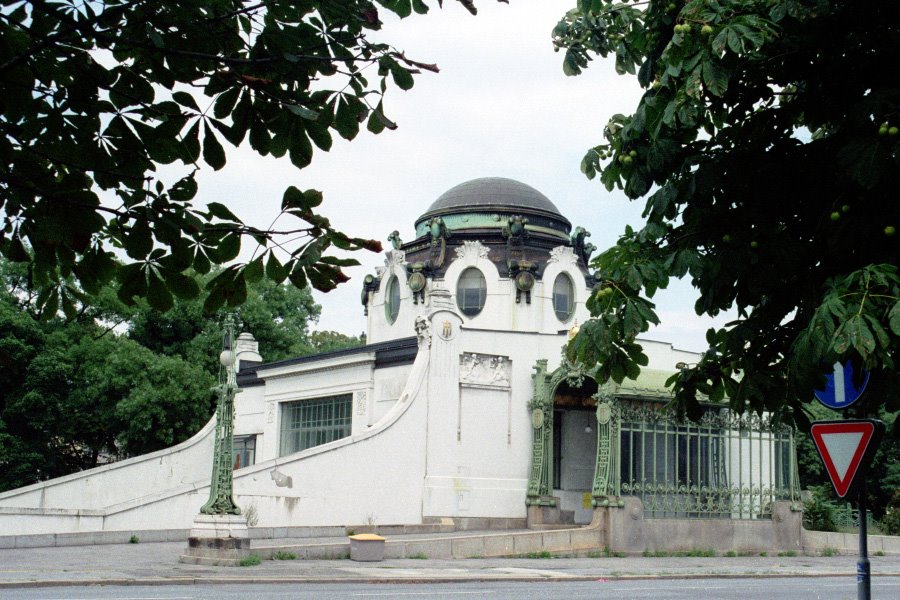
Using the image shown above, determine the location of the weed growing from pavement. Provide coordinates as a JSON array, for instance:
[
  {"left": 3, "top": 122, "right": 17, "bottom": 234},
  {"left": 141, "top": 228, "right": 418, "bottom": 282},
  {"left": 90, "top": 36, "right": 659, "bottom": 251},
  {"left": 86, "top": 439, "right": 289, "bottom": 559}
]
[
  {"left": 759, "top": 552, "right": 768, "bottom": 557},
  {"left": 408, "top": 553, "right": 428, "bottom": 559},
  {"left": 514, "top": 551, "right": 554, "bottom": 559},
  {"left": 777, "top": 551, "right": 798, "bottom": 557},
  {"left": 272, "top": 551, "right": 297, "bottom": 560},
  {"left": 239, "top": 554, "right": 261, "bottom": 567},
  {"left": 874, "top": 550, "right": 885, "bottom": 556},
  {"left": 642, "top": 549, "right": 715, "bottom": 558},
  {"left": 820, "top": 547, "right": 839, "bottom": 557},
  {"left": 128, "top": 535, "right": 139, "bottom": 544}
]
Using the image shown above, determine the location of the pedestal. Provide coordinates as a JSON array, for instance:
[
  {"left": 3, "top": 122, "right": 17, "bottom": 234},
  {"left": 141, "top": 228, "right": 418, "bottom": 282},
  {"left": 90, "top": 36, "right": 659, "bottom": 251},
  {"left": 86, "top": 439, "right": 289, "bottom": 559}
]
[{"left": 179, "top": 514, "right": 251, "bottom": 566}]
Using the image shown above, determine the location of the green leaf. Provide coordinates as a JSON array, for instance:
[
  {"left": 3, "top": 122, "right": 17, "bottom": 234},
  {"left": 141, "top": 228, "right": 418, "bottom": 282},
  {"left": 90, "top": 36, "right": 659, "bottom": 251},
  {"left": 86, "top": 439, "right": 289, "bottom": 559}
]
[
  {"left": 243, "top": 256, "right": 264, "bottom": 283},
  {"left": 172, "top": 91, "right": 199, "bottom": 111},
  {"left": 163, "top": 270, "right": 200, "bottom": 299},
  {"left": 117, "top": 263, "right": 147, "bottom": 305},
  {"left": 213, "top": 232, "right": 241, "bottom": 263},
  {"left": 213, "top": 87, "right": 241, "bottom": 120},
  {"left": 170, "top": 175, "right": 198, "bottom": 201},
  {"left": 124, "top": 220, "right": 154, "bottom": 260},
  {"left": 286, "top": 104, "right": 320, "bottom": 120},
  {"left": 147, "top": 270, "right": 174, "bottom": 312},
  {"left": 389, "top": 64, "right": 414, "bottom": 90},
  {"left": 701, "top": 59, "right": 728, "bottom": 97},
  {"left": 202, "top": 123, "right": 226, "bottom": 170},
  {"left": 266, "top": 252, "right": 288, "bottom": 283},
  {"left": 207, "top": 202, "right": 241, "bottom": 222},
  {"left": 888, "top": 299, "right": 900, "bottom": 336}
]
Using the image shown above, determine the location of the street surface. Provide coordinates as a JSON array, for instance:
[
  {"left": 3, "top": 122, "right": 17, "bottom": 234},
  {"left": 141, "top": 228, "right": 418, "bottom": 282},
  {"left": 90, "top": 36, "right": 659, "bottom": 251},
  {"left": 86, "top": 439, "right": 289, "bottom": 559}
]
[{"left": 3, "top": 577, "right": 900, "bottom": 599}]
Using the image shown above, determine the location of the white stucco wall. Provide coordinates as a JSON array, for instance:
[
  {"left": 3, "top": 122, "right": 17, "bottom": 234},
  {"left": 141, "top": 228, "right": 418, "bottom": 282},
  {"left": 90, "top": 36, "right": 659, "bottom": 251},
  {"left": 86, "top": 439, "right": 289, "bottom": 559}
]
[{"left": 0, "top": 238, "right": 713, "bottom": 536}]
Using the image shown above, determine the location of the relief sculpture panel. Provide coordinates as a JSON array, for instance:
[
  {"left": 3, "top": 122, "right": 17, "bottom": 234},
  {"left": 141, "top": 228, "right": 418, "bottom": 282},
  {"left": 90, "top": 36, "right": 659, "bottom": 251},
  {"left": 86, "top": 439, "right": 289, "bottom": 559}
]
[{"left": 459, "top": 353, "right": 511, "bottom": 388}]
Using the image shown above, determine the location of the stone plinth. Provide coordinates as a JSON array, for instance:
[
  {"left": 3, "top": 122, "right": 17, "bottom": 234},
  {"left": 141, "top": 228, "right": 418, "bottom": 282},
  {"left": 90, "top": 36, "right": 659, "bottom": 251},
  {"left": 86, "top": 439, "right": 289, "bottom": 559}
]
[
  {"left": 349, "top": 533, "right": 385, "bottom": 562},
  {"left": 179, "top": 514, "right": 251, "bottom": 566}
]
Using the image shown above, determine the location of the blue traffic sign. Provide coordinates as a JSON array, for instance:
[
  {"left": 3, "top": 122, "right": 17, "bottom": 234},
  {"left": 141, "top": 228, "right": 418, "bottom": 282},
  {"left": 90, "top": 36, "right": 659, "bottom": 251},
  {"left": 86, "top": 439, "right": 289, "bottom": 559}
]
[{"left": 814, "top": 361, "right": 870, "bottom": 410}]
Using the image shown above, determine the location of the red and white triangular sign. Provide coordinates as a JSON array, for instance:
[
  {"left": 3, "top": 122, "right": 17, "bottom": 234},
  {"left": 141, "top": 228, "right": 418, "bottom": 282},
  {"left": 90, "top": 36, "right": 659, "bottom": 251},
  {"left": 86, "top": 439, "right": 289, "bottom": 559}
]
[{"left": 810, "top": 420, "right": 883, "bottom": 498}]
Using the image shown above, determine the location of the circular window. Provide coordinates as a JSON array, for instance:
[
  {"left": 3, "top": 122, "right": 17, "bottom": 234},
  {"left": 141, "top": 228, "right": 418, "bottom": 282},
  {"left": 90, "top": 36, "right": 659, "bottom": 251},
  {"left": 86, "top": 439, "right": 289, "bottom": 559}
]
[
  {"left": 456, "top": 267, "right": 486, "bottom": 317},
  {"left": 385, "top": 276, "right": 400, "bottom": 324},
  {"left": 553, "top": 273, "right": 575, "bottom": 322}
]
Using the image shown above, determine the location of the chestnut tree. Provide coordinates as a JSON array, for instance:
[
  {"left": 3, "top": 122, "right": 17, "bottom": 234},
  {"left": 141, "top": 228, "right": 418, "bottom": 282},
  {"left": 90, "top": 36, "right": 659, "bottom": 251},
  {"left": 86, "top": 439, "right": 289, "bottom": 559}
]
[
  {"left": 557, "top": 0, "right": 899, "bottom": 425},
  {"left": 0, "top": 0, "right": 501, "bottom": 316}
]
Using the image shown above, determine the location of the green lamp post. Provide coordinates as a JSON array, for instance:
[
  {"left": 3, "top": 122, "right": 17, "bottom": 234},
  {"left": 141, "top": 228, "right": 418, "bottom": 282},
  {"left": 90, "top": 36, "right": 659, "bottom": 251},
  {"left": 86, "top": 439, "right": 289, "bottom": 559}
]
[{"left": 199, "top": 314, "right": 241, "bottom": 516}]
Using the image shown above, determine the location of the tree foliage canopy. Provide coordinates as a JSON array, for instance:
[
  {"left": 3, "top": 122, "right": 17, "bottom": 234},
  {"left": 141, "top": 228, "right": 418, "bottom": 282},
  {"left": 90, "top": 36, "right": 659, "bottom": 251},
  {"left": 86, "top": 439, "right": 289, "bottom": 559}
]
[
  {"left": 556, "top": 0, "right": 899, "bottom": 424},
  {"left": 0, "top": 0, "right": 500, "bottom": 317},
  {"left": 0, "top": 257, "right": 362, "bottom": 492}
]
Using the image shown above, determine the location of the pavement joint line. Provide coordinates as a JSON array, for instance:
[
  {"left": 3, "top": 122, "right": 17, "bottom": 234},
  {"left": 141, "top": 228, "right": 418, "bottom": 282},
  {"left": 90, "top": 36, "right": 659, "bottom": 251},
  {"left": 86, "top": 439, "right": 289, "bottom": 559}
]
[{"left": 3, "top": 571, "right": 900, "bottom": 589}]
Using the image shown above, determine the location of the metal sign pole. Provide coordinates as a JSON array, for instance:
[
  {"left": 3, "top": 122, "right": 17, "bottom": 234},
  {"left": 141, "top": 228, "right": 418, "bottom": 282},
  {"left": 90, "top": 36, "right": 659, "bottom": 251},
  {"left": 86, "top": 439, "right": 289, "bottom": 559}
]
[{"left": 857, "top": 479, "right": 870, "bottom": 600}]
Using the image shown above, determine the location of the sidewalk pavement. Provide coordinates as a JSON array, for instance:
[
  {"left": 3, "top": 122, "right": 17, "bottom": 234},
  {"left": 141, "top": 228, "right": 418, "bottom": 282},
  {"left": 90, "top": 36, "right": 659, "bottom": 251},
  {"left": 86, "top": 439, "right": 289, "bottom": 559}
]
[{"left": 2, "top": 537, "right": 900, "bottom": 589}]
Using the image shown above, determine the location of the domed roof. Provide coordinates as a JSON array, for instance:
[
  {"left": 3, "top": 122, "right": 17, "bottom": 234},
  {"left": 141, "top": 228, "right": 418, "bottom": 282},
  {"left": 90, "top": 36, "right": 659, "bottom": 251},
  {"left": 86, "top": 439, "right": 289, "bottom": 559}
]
[{"left": 414, "top": 177, "right": 571, "bottom": 237}]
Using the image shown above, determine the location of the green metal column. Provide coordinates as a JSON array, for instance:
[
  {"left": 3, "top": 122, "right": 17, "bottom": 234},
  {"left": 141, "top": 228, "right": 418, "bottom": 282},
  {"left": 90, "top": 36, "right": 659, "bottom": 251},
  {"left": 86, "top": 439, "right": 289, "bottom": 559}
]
[
  {"left": 200, "top": 315, "right": 242, "bottom": 516},
  {"left": 526, "top": 360, "right": 554, "bottom": 504},
  {"left": 591, "top": 389, "right": 620, "bottom": 507}
]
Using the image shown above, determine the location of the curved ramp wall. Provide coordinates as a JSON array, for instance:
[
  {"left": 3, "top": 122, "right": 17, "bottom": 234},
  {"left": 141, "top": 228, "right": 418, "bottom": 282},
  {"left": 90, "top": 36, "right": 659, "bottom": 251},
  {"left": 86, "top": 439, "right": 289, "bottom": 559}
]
[
  {"left": 0, "top": 418, "right": 216, "bottom": 512},
  {"left": 0, "top": 335, "right": 431, "bottom": 535}
]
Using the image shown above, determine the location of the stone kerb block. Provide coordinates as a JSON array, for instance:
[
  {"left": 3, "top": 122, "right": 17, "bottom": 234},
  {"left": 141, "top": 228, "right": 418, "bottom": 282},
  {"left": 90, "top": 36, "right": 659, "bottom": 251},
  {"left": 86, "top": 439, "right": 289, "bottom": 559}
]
[{"left": 349, "top": 533, "right": 385, "bottom": 562}]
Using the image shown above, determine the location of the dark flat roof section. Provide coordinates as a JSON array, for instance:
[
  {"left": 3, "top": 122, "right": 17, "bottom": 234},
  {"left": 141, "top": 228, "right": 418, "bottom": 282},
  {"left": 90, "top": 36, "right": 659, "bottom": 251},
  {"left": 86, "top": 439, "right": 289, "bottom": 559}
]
[{"left": 237, "top": 336, "right": 418, "bottom": 387}]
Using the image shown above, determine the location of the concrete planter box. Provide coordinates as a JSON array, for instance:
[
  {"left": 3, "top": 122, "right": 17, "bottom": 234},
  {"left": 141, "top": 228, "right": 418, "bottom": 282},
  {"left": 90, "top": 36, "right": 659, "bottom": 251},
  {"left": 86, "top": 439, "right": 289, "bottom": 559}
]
[{"left": 349, "top": 533, "right": 385, "bottom": 562}]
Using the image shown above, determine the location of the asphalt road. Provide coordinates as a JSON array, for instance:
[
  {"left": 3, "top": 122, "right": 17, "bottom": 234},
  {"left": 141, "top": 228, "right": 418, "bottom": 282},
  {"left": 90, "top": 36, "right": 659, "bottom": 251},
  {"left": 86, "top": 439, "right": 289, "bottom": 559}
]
[{"left": 4, "top": 577, "right": 900, "bottom": 600}]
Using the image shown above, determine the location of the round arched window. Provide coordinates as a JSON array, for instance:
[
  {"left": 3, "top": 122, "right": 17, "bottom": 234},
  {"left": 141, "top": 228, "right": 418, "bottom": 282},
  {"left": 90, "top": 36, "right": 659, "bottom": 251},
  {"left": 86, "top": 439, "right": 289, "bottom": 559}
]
[
  {"left": 456, "top": 268, "right": 486, "bottom": 317},
  {"left": 385, "top": 276, "right": 400, "bottom": 324},
  {"left": 553, "top": 273, "right": 575, "bottom": 322}
]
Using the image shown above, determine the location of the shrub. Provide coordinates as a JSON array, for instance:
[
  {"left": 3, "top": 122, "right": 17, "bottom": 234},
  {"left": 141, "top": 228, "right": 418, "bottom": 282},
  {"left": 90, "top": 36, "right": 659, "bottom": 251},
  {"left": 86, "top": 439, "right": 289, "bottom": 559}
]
[
  {"left": 881, "top": 492, "right": 900, "bottom": 536},
  {"left": 803, "top": 486, "right": 838, "bottom": 532}
]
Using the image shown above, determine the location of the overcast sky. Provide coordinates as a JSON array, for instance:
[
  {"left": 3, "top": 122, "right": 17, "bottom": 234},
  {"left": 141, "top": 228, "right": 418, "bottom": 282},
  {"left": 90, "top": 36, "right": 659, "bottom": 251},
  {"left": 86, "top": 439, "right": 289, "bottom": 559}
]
[{"left": 194, "top": 1, "right": 731, "bottom": 353}]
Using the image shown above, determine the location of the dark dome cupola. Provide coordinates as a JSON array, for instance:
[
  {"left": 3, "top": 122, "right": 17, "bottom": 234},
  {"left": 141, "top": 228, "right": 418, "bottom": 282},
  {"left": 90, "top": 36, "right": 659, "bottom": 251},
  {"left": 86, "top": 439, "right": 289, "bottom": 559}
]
[{"left": 413, "top": 177, "right": 572, "bottom": 241}]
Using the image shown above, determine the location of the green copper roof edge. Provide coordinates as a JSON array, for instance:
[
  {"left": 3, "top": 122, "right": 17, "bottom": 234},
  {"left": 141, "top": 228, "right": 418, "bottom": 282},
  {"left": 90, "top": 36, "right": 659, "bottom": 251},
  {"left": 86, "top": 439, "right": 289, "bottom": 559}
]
[{"left": 414, "top": 213, "right": 571, "bottom": 240}]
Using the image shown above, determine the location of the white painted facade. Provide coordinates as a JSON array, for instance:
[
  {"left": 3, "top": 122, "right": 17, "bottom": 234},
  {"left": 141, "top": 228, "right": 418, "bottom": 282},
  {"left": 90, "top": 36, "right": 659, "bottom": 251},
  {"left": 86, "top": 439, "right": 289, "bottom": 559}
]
[{"left": 0, "top": 178, "right": 710, "bottom": 536}]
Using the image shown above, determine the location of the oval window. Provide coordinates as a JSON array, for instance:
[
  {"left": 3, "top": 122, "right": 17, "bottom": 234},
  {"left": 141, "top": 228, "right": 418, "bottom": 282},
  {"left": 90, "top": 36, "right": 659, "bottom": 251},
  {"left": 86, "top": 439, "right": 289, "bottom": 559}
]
[
  {"left": 456, "top": 267, "right": 486, "bottom": 317},
  {"left": 385, "top": 276, "right": 400, "bottom": 324},
  {"left": 553, "top": 273, "right": 575, "bottom": 322}
]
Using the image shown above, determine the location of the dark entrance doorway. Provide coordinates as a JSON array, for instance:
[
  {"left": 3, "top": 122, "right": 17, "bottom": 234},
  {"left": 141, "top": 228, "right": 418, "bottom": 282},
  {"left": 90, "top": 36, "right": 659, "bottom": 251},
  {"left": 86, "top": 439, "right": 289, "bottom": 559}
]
[{"left": 551, "top": 377, "right": 598, "bottom": 524}]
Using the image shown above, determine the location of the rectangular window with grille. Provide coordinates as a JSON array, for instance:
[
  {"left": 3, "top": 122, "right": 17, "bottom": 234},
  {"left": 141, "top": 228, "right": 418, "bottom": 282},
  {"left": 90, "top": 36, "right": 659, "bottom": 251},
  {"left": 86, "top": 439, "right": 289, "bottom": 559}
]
[{"left": 279, "top": 394, "right": 353, "bottom": 456}]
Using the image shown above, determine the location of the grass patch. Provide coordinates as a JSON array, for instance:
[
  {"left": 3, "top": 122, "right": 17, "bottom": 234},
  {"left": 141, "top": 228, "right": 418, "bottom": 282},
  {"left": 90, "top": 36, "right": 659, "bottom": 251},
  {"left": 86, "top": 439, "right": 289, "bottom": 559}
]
[
  {"left": 239, "top": 554, "right": 261, "bottom": 567},
  {"left": 777, "top": 550, "right": 798, "bottom": 557},
  {"left": 724, "top": 550, "right": 737, "bottom": 557},
  {"left": 128, "top": 535, "right": 139, "bottom": 544},
  {"left": 643, "top": 549, "right": 715, "bottom": 558},
  {"left": 515, "top": 551, "right": 554, "bottom": 559},
  {"left": 271, "top": 551, "right": 297, "bottom": 560},
  {"left": 408, "top": 552, "right": 428, "bottom": 560},
  {"left": 759, "top": 551, "right": 768, "bottom": 557},
  {"left": 820, "top": 547, "right": 839, "bottom": 557}
]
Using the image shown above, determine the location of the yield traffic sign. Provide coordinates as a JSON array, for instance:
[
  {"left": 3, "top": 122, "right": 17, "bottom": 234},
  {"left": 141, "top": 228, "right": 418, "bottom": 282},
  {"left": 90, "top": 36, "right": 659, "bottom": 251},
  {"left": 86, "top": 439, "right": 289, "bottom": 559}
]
[{"left": 810, "top": 420, "right": 884, "bottom": 498}]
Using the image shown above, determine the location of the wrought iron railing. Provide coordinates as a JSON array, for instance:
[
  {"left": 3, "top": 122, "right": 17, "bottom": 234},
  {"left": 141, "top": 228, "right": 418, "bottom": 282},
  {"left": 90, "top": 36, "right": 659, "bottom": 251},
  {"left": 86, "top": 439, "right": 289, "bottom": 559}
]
[{"left": 614, "top": 400, "right": 800, "bottom": 519}]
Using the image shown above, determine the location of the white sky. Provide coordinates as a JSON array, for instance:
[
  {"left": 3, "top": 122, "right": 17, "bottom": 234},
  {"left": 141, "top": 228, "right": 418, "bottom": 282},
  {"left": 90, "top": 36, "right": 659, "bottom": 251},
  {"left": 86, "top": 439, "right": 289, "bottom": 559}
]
[{"left": 192, "top": 1, "right": 732, "bottom": 352}]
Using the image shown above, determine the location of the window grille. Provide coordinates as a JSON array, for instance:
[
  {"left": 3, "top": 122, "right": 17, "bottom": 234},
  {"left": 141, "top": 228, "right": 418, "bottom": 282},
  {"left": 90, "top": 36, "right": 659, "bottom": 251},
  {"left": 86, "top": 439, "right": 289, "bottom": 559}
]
[{"left": 279, "top": 395, "right": 352, "bottom": 456}]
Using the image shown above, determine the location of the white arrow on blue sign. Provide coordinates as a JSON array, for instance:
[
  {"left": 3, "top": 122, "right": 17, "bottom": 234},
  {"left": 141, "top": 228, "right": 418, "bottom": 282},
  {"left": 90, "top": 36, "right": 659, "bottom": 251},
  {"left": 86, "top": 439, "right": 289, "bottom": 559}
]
[{"left": 814, "top": 361, "right": 870, "bottom": 410}]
